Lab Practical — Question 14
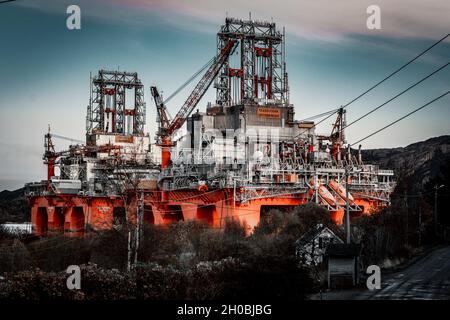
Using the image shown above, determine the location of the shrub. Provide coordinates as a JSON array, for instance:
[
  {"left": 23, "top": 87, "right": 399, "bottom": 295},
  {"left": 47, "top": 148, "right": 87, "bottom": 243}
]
[{"left": 0, "top": 268, "right": 80, "bottom": 300}]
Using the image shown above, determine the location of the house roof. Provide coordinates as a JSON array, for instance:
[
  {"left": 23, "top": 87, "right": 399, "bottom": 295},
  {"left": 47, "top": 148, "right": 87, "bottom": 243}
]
[{"left": 295, "top": 224, "right": 343, "bottom": 247}]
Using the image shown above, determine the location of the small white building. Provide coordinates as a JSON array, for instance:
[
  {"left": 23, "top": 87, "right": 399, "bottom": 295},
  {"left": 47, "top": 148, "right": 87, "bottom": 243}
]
[{"left": 295, "top": 224, "right": 344, "bottom": 266}]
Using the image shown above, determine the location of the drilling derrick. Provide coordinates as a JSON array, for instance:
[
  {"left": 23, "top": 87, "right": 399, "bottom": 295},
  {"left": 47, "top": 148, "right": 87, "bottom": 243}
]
[
  {"left": 215, "top": 17, "right": 288, "bottom": 106},
  {"left": 87, "top": 70, "right": 146, "bottom": 137}
]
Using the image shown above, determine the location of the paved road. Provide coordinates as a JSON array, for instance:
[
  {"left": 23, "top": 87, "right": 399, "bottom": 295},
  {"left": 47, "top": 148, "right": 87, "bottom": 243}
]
[{"left": 317, "top": 246, "right": 450, "bottom": 300}]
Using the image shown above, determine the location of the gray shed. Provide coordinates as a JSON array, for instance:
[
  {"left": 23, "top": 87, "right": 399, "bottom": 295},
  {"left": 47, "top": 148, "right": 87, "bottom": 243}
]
[{"left": 326, "top": 243, "right": 361, "bottom": 289}]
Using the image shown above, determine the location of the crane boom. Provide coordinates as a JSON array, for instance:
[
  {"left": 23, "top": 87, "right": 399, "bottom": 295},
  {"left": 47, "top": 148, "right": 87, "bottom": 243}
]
[
  {"left": 150, "top": 86, "right": 171, "bottom": 140},
  {"left": 167, "top": 39, "right": 236, "bottom": 135},
  {"left": 150, "top": 39, "right": 236, "bottom": 170}
]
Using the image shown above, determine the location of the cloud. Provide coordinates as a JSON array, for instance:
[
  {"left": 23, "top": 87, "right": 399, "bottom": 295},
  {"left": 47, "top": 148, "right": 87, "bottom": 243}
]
[
  {"left": 15, "top": 0, "right": 450, "bottom": 41},
  {"left": 105, "top": 0, "right": 450, "bottom": 41}
]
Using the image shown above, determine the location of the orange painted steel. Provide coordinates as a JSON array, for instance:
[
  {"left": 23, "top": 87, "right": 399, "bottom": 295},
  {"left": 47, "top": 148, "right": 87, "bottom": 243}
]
[
  {"left": 29, "top": 187, "right": 386, "bottom": 236},
  {"left": 330, "top": 209, "right": 345, "bottom": 225},
  {"left": 29, "top": 195, "right": 123, "bottom": 236},
  {"left": 160, "top": 137, "right": 172, "bottom": 169},
  {"left": 328, "top": 179, "right": 355, "bottom": 205},
  {"left": 318, "top": 186, "right": 337, "bottom": 206}
]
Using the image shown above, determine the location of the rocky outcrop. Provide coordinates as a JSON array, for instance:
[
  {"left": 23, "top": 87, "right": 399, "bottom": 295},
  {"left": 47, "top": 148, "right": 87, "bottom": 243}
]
[{"left": 361, "top": 135, "right": 450, "bottom": 188}]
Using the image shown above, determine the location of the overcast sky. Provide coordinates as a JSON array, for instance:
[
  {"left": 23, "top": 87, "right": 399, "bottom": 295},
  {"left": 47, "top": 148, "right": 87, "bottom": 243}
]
[{"left": 0, "top": 0, "right": 449, "bottom": 190}]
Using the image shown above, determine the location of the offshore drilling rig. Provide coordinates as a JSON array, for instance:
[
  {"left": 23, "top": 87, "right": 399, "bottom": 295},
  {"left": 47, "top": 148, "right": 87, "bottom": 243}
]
[{"left": 26, "top": 17, "right": 395, "bottom": 236}]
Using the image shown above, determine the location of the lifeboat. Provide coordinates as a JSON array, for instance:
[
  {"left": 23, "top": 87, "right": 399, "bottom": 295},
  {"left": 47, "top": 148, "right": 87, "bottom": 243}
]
[
  {"left": 319, "top": 185, "right": 337, "bottom": 206},
  {"left": 198, "top": 183, "right": 208, "bottom": 192},
  {"left": 328, "top": 179, "right": 355, "bottom": 205},
  {"left": 308, "top": 178, "right": 337, "bottom": 206}
]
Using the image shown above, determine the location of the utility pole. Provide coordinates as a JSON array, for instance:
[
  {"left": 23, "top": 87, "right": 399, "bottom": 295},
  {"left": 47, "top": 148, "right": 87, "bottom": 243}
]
[
  {"left": 233, "top": 178, "right": 236, "bottom": 215},
  {"left": 418, "top": 191, "right": 422, "bottom": 246},
  {"left": 127, "top": 219, "right": 132, "bottom": 272},
  {"left": 404, "top": 190, "right": 409, "bottom": 246},
  {"left": 314, "top": 172, "right": 319, "bottom": 204},
  {"left": 434, "top": 184, "right": 445, "bottom": 237},
  {"left": 134, "top": 191, "right": 144, "bottom": 266},
  {"left": 345, "top": 166, "right": 351, "bottom": 244}
]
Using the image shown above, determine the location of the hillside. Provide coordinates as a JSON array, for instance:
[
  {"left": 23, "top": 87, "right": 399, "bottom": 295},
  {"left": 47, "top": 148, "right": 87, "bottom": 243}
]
[
  {"left": 361, "top": 135, "right": 450, "bottom": 188},
  {"left": 0, "top": 187, "right": 28, "bottom": 223}
]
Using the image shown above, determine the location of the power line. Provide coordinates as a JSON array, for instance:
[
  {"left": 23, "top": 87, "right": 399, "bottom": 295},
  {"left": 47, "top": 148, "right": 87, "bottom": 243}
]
[
  {"left": 295, "top": 33, "right": 450, "bottom": 138},
  {"left": 299, "top": 108, "right": 341, "bottom": 122},
  {"left": 342, "top": 33, "right": 449, "bottom": 112},
  {"left": 390, "top": 190, "right": 435, "bottom": 198},
  {"left": 51, "top": 133, "right": 84, "bottom": 144},
  {"left": 341, "top": 61, "right": 450, "bottom": 132},
  {"left": 351, "top": 90, "right": 450, "bottom": 146},
  {"left": 295, "top": 108, "right": 339, "bottom": 138}
]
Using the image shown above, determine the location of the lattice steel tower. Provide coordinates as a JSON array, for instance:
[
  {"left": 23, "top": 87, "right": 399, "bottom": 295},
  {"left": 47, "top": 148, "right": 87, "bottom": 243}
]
[
  {"left": 214, "top": 17, "right": 289, "bottom": 106},
  {"left": 86, "top": 70, "right": 146, "bottom": 136}
]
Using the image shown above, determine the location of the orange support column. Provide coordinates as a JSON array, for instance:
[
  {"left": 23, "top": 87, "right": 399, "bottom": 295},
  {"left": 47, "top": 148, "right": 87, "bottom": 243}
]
[
  {"left": 46, "top": 207, "right": 65, "bottom": 233},
  {"left": 64, "top": 207, "right": 72, "bottom": 234},
  {"left": 31, "top": 206, "right": 38, "bottom": 235},
  {"left": 150, "top": 205, "right": 166, "bottom": 225},
  {"left": 65, "top": 207, "right": 85, "bottom": 237},
  {"left": 195, "top": 204, "right": 217, "bottom": 227},
  {"left": 90, "top": 200, "right": 114, "bottom": 230},
  {"left": 34, "top": 207, "right": 49, "bottom": 236},
  {"left": 181, "top": 203, "right": 198, "bottom": 221},
  {"left": 331, "top": 209, "right": 345, "bottom": 225},
  {"left": 234, "top": 203, "right": 261, "bottom": 235}
]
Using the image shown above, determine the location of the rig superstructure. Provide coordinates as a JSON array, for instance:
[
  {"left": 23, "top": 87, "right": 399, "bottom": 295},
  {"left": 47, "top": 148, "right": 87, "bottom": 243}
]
[{"left": 26, "top": 17, "right": 395, "bottom": 236}]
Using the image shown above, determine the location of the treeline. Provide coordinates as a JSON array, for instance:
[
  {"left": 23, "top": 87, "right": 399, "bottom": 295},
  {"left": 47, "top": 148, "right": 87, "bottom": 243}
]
[
  {"left": 1, "top": 178, "right": 446, "bottom": 300},
  {"left": 352, "top": 157, "right": 450, "bottom": 268},
  {"left": 0, "top": 204, "right": 335, "bottom": 300},
  {"left": 0, "top": 188, "right": 28, "bottom": 223}
]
